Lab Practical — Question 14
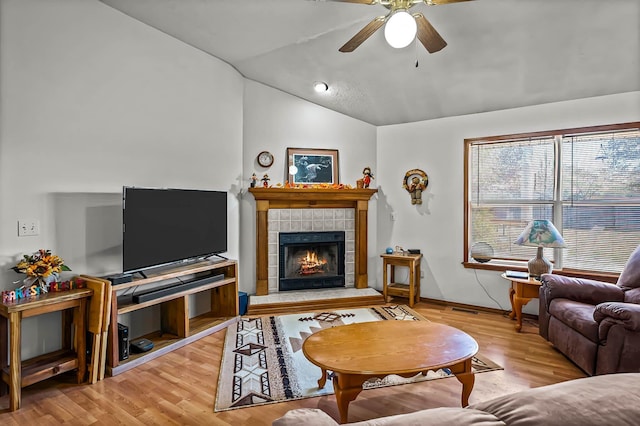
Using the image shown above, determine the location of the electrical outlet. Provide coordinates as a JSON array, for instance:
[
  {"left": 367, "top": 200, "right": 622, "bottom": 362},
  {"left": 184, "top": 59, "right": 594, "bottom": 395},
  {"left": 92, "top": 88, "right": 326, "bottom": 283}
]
[
  {"left": 421, "top": 271, "right": 425, "bottom": 278},
  {"left": 18, "top": 219, "right": 40, "bottom": 236},
  {"left": 391, "top": 212, "right": 398, "bottom": 221}
]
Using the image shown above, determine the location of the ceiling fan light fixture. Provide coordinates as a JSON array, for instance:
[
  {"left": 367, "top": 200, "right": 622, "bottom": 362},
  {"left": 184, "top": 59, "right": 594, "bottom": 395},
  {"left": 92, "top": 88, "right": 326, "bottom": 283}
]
[
  {"left": 313, "top": 81, "right": 329, "bottom": 93},
  {"left": 384, "top": 10, "right": 417, "bottom": 49}
]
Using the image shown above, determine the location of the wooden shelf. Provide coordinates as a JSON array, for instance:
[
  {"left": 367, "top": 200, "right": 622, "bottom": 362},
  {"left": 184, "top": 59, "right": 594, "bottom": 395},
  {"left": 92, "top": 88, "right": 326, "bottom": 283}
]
[
  {"left": 117, "top": 277, "right": 236, "bottom": 314},
  {"left": 386, "top": 283, "right": 411, "bottom": 296},
  {"left": 107, "top": 260, "right": 239, "bottom": 376},
  {"left": 1, "top": 349, "right": 78, "bottom": 388}
]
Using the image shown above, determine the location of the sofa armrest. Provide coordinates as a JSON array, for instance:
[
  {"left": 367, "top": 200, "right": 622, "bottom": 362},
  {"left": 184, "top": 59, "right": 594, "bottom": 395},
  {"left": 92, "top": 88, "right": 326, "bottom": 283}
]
[
  {"left": 540, "top": 274, "right": 624, "bottom": 307},
  {"left": 594, "top": 302, "right": 640, "bottom": 332}
]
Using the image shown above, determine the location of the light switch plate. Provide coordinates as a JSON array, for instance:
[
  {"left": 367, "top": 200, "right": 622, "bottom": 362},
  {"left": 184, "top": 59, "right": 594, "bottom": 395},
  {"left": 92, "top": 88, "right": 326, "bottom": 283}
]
[{"left": 18, "top": 219, "right": 40, "bottom": 236}]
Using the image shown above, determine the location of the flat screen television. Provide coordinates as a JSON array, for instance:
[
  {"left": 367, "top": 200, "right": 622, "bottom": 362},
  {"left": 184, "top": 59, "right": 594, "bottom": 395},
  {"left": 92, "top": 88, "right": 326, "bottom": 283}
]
[{"left": 122, "top": 187, "right": 228, "bottom": 274}]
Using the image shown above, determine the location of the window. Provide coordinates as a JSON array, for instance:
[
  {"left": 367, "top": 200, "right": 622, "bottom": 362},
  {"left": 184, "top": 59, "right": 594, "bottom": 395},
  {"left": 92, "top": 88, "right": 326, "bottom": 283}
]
[{"left": 464, "top": 122, "right": 640, "bottom": 275}]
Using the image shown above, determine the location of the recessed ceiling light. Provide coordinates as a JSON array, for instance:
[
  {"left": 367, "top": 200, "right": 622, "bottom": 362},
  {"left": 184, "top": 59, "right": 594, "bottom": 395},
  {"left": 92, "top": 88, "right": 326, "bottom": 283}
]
[{"left": 313, "top": 81, "right": 329, "bottom": 93}]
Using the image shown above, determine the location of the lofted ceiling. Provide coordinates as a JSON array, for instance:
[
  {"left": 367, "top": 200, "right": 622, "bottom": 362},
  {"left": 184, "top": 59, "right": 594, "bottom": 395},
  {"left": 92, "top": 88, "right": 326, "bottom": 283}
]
[{"left": 99, "top": 0, "right": 640, "bottom": 126}]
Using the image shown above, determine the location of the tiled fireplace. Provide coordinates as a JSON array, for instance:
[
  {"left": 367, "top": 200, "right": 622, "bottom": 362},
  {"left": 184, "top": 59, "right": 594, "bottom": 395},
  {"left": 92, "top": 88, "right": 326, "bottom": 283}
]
[
  {"left": 249, "top": 188, "right": 377, "bottom": 296},
  {"left": 271, "top": 213, "right": 353, "bottom": 293}
]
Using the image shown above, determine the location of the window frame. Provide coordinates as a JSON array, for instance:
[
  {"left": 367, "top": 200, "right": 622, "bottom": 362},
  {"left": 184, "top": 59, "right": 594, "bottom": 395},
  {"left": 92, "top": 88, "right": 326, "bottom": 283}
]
[{"left": 463, "top": 122, "right": 640, "bottom": 283}]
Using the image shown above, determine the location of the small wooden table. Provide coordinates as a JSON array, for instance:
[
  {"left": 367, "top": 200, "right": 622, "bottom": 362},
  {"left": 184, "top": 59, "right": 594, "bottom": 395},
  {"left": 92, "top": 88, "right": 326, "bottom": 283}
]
[
  {"left": 302, "top": 320, "right": 478, "bottom": 423},
  {"left": 381, "top": 253, "right": 422, "bottom": 307},
  {"left": 501, "top": 273, "right": 542, "bottom": 332},
  {"left": 0, "top": 288, "right": 92, "bottom": 411}
]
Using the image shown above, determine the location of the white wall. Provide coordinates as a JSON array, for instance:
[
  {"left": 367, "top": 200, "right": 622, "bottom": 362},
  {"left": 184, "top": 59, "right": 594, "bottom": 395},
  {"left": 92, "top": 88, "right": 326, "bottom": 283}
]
[
  {"left": 376, "top": 91, "right": 640, "bottom": 314},
  {"left": 0, "top": 0, "right": 243, "bottom": 357},
  {"left": 240, "top": 80, "right": 377, "bottom": 294},
  {"left": 2, "top": 0, "right": 638, "bottom": 359}
]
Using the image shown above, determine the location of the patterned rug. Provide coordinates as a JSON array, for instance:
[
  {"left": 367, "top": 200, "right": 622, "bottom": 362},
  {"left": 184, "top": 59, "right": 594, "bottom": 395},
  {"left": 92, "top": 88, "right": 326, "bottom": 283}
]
[{"left": 214, "top": 305, "right": 502, "bottom": 412}]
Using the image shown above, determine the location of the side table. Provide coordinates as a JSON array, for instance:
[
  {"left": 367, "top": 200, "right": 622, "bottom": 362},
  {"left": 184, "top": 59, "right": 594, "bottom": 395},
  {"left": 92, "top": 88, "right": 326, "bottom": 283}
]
[
  {"left": 501, "top": 273, "right": 542, "bottom": 332},
  {"left": 381, "top": 253, "right": 422, "bottom": 308},
  {"left": 0, "top": 288, "right": 92, "bottom": 411}
]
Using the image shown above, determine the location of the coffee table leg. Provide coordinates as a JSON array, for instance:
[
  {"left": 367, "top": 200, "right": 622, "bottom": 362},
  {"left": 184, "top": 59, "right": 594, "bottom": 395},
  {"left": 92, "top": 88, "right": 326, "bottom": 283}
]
[
  {"left": 317, "top": 368, "right": 327, "bottom": 388},
  {"left": 333, "top": 373, "right": 364, "bottom": 424},
  {"left": 455, "top": 372, "right": 475, "bottom": 406}
]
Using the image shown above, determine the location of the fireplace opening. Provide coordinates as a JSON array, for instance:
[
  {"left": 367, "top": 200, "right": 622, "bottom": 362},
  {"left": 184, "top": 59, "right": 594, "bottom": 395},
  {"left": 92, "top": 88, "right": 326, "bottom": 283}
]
[{"left": 279, "top": 231, "right": 345, "bottom": 291}]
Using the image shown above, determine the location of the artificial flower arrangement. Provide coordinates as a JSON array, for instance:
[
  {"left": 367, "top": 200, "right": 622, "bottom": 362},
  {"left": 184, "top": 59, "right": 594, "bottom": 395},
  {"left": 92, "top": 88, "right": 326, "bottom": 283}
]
[
  {"left": 11, "top": 249, "right": 71, "bottom": 282},
  {"left": 3, "top": 249, "right": 83, "bottom": 304}
]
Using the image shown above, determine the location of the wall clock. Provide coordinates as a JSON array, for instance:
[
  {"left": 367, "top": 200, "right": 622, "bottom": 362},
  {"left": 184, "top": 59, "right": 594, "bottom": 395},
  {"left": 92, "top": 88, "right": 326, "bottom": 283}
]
[{"left": 257, "top": 151, "right": 274, "bottom": 167}]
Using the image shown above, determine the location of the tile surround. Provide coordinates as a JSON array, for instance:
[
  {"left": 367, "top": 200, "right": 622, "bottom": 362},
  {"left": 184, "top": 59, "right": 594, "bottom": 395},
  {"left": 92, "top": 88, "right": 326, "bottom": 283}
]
[{"left": 268, "top": 208, "right": 356, "bottom": 293}]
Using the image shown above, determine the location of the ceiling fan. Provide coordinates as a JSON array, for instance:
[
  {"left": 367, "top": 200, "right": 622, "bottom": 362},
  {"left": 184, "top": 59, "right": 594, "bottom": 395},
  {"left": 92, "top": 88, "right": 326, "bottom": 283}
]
[{"left": 325, "top": 0, "right": 472, "bottom": 53}]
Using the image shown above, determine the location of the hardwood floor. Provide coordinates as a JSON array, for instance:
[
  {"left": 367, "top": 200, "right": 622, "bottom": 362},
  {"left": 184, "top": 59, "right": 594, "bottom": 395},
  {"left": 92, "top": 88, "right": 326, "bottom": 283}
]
[{"left": 0, "top": 301, "right": 586, "bottom": 425}]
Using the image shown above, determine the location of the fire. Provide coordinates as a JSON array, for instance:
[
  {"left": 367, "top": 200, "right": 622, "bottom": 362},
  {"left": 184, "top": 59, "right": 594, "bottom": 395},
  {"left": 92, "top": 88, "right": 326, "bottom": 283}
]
[{"left": 298, "top": 250, "right": 327, "bottom": 275}]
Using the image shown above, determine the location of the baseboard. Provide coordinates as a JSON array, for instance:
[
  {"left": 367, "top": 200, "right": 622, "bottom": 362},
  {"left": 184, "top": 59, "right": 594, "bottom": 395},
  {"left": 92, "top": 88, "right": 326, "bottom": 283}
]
[{"left": 420, "top": 297, "right": 537, "bottom": 320}]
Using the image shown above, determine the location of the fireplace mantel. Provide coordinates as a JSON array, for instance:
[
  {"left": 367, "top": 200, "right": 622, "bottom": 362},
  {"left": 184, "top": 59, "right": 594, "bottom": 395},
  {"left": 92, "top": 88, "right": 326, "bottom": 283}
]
[{"left": 248, "top": 188, "right": 377, "bottom": 295}]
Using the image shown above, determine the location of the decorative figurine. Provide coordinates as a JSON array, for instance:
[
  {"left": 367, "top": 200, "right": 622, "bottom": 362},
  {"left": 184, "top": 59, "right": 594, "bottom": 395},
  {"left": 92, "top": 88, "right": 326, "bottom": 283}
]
[
  {"left": 403, "top": 169, "right": 429, "bottom": 205},
  {"left": 261, "top": 173, "right": 270, "bottom": 188},
  {"left": 408, "top": 176, "right": 426, "bottom": 204},
  {"left": 250, "top": 173, "right": 258, "bottom": 188},
  {"left": 362, "top": 167, "right": 374, "bottom": 188}
]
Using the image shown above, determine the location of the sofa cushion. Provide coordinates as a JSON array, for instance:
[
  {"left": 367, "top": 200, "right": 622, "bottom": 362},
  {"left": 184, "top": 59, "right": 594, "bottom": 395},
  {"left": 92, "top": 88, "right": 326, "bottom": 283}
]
[
  {"left": 624, "top": 287, "right": 640, "bottom": 304},
  {"left": 272, "top": 408, "right": 339, "bottom": 426},
  {"left": 347, "top": 407, "right": 504, "bottom": 426},
  {"left": 548, "top": 299, "right": 599, "bottom": 342},
  {"left": 272, "top": 407, "right": 505, "bottom": 426},
  {"left": 548, "top": 317, "right": 597, "bottom": 375},
  {"left": 469, "top": 373, "right": 640, "bottom": 426},
  {"left": 617, "top": 244, "right": 640, "bottom": 290}
]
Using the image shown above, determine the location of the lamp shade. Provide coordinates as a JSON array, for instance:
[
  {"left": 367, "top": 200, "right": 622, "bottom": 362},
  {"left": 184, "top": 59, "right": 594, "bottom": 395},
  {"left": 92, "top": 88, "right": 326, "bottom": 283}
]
[
  {"left": 514, "top": 220, "right": 566, "bottom": 248},
  {"left": 384, "top": 10, "right": 417, "bottom": 49}
]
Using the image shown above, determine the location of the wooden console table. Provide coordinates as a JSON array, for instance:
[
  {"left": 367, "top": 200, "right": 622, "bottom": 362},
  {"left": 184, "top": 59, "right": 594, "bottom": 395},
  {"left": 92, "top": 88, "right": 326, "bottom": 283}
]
[
  {"left": 381, "top": 253, "right": 422, "bottom": 308},
  {"left": 0, "top": 288, "right": 92, "bottom": 411}
]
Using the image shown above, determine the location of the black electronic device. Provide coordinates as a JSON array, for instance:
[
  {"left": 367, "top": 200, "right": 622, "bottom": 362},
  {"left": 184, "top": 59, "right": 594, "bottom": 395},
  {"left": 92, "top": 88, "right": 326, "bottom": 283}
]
[
  {"left": 117, "top": 323, "right": 129, "bottom": 361},
  {"left": 122, "top": 187, "right": 228, "bottom": 274},
  {"left": 505, "top": 270, "right": 529, "bottom": 279},
  {"left": 103, "top": 273, "right": 133, "bottom": 285},
  {"left": 132, "top": 274, "right": 224, "bottom": 304},
  {"left": 130, "top": 338, "right": 154, "bottom": 354},
  {"left": 408, "top": 249, "right": 421, "bottom": 254}
]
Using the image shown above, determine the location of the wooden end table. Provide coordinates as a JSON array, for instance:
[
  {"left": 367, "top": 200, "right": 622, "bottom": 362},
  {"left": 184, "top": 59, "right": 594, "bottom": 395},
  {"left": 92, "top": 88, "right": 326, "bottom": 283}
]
[
  {"left": 0, "top": 288, "right": 92, "bottom": 411},
  {"left": 381, "top": 253, "right": 422, "bottom": 307},
  {"left": 501, "top": 273, "right": 542, "bottom": 332},
  {"left": 302, "top": 320, "right": 478, "bottom": 424}
]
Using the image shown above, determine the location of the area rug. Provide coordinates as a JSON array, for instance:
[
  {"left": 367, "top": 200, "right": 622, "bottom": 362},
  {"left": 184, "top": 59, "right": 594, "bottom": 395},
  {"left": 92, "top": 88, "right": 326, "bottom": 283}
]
[{"left": 214, "top": 305, "right": 502, "bottom": 412}]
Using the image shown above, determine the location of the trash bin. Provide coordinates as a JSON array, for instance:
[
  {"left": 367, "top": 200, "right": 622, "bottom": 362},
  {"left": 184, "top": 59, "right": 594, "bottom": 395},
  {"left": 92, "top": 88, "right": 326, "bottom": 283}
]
[{"left": 238, "top": 291, "right": 248, "bottom": 315}]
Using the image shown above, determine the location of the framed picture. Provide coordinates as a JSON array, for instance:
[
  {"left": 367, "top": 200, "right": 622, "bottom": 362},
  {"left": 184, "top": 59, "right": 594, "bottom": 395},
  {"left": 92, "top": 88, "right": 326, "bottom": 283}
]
[{"left": 286, "top": 148, "right": 339, "bottom": 185}]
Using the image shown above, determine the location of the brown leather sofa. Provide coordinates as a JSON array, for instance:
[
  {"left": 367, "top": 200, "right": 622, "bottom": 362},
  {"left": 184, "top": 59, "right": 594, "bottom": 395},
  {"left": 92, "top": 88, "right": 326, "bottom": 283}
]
[{"left": 539, "top": 245, "right": 640, "bottom": 375}]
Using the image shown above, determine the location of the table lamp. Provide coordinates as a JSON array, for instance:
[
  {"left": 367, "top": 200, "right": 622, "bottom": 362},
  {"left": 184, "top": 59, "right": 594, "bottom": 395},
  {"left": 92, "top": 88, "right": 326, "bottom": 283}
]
[{"left": 514, "top": 220, "right": 566, "bottom": 278}]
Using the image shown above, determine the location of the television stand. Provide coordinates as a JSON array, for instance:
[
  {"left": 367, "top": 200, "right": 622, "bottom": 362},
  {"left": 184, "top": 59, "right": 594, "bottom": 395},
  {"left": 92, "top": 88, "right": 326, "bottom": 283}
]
[{"left": 105, "top": 259, "right": 239, "bottom": 376}]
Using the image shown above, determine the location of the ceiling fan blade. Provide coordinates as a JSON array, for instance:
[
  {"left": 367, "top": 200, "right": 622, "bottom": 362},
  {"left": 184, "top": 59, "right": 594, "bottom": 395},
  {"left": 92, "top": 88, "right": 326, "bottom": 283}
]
[
  {"left": 423, "top": 0, "right": 474, "bottom": 5},
  {"left": 315, "top": 0, "right": 379, "bottom": 4},
  {"left": 414, "top": 12, "right": 447, "bottom": 53},
  {"left": 339, "top": 16, "right": 386, "bottom": 52}
]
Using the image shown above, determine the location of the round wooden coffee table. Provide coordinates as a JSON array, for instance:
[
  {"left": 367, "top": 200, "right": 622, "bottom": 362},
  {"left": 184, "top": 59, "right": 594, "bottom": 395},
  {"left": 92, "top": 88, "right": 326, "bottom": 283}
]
[{"left": 302, "top": 320, "right": 478, "bottom": 423}]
